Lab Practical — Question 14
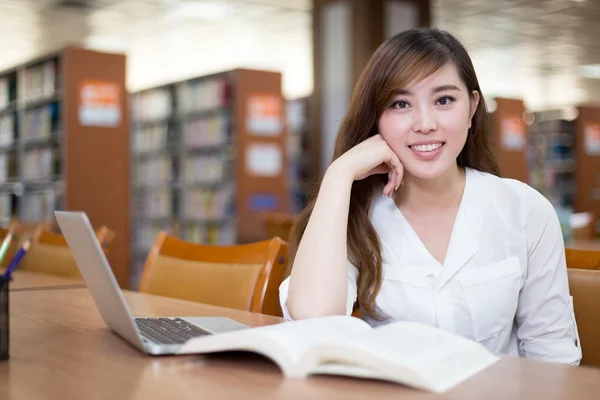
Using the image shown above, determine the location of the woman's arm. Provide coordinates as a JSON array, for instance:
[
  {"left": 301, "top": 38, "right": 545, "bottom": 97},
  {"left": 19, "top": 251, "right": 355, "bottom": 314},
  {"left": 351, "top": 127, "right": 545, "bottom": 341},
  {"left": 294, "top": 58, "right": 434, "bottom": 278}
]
[
  {"left": 286, "top": 163, "right": 356, "bottom": 319},
  {"left": 516, "top": 191, "right": 581, "bottom": 365},
  {"left": 286, "top": 135, "right": 403, "bottom": 320}
]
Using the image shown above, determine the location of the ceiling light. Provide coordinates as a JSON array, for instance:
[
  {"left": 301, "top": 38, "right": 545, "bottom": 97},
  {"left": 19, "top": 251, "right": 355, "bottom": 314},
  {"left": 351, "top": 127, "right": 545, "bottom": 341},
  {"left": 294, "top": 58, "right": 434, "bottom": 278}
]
[
  {"left": 580, "top": 64, "right": 600, "bottom": 79},
  {"left": 84, "top": 35, "right": 128, "bottom": 52},
  {"left": 165, "top": 1, "right": 233, "bottom": 24}
]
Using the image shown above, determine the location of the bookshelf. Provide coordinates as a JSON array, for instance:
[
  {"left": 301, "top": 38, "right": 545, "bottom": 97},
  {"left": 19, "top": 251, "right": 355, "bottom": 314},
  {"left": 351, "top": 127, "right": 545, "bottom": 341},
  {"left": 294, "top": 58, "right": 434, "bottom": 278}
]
[
  {"left": 528, "top": 110, "right": 576, "bottom": 208},
  {"left": 0, "top": 46, "right": 130, "bottom": 288},
  {"left": 527, "top": 107, "right": 600, "bottom": 238},
  {"left": 131, "top": 69, "right": 288, "bottom": 288},
  {"left": 527, "top": 110, "right": 577, "bottom": 238},
  {"left": 285, "top": 97, "right": 310, "bottom": 213}
]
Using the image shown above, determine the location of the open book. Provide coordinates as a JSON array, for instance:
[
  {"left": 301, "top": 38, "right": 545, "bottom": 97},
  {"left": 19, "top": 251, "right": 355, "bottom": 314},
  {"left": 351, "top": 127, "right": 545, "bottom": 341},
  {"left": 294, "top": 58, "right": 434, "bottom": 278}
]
[{"left": 178, "top": 315, "right": 499, "bottom": 393}]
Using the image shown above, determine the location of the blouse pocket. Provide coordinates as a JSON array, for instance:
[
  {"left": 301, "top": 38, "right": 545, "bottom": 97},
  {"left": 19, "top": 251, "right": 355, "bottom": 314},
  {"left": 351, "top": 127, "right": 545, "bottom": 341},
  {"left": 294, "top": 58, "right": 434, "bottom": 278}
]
[
  {"left": 379, "top": 263, "right": 433, "bottom": 322},
  {"left": 459, "top": 256, "right": 524, "bottom": 342},
  {"left": 382, "top": 264, "right": 431, "bottom": 287}
]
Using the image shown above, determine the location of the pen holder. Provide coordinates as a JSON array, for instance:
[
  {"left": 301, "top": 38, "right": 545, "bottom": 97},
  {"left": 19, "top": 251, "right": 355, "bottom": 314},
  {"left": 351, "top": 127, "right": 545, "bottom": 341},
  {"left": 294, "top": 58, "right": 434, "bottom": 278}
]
[{"left": 0, "top": 277, "right": 8, "bottom": 360}]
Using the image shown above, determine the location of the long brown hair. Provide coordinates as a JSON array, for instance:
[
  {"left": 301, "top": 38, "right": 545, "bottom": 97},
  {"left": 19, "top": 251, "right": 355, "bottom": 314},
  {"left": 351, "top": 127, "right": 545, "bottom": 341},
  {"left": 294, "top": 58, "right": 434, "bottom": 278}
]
[{"left": 289, "top": 28, "right": 500, "bottom": 319}]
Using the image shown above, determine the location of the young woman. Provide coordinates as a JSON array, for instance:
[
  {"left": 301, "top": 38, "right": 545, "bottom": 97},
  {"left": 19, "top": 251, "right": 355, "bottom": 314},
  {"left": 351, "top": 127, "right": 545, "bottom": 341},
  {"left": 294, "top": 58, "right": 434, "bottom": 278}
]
[{"left": 279, "top": 28, "right": 581, "bottom": 365}]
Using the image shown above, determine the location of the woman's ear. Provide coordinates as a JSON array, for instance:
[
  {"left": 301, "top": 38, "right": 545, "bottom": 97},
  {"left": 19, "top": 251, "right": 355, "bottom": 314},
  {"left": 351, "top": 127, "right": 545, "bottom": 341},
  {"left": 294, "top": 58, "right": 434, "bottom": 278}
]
[{"left": 468, "top": 90, "right": 480, "bottom": 128}]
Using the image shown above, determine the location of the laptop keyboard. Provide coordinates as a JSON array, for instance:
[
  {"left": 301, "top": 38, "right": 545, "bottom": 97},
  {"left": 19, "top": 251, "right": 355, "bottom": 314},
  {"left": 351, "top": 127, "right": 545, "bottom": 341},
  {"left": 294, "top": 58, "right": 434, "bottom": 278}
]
[{"left": 135, "top": 317, "right": 211, "bottom": 345}]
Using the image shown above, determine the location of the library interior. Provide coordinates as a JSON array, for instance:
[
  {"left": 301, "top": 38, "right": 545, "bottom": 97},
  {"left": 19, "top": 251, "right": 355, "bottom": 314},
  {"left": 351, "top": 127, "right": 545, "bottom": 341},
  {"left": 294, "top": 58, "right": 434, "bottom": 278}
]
[{"left": 1, "top": 0, "right": 600, "bottom": 399}]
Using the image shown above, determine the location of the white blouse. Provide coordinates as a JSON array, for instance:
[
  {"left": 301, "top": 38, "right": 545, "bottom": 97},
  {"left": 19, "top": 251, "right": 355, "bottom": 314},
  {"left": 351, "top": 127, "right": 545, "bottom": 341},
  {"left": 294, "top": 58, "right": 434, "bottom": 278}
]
[{"left": 279, "top": 167, "right": 582, "bottom": 365}]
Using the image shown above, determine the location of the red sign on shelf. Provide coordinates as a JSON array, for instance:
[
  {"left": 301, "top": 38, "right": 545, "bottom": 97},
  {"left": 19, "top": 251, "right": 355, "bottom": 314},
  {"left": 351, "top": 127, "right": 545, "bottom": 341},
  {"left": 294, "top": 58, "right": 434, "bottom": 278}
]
[
  {"left": 584, "top": 124, "right": 600, "bottom": 156},
  {"left": 246, "top": 94, "right": 282, "bottom": 136},
  {"left": 79, "top": 80, "right": 121, "bottom": 128},
  {"left": 501, "top": 117, "right": 526, "bottom": 151}
]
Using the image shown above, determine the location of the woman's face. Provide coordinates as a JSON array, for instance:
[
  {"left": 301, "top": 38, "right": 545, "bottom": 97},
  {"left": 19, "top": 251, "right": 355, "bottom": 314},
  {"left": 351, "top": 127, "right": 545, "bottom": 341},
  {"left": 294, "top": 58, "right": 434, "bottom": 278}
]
[{"left": 378, "top": 62, "right": 479, "bottom": 181}]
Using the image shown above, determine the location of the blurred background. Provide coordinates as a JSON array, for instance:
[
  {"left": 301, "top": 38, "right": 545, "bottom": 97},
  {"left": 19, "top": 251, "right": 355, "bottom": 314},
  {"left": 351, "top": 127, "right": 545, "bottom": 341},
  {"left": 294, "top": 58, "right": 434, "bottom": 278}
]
[{"left": 0, "top": 0, "right": 598, "bottom": 289}]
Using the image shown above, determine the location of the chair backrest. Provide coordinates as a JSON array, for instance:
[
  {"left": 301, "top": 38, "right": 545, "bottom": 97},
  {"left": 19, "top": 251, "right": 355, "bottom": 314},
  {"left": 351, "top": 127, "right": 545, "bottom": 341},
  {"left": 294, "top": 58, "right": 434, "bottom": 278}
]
[
  {"left": 262, "top": 212, "right": 298, "bottom": 242},
  {"left": 139, "top": 233, "right": 288, "bottom": 316},
  {"left": 0, "top": 220, "right": 53, "bottom": 268},
  {"left": 566, "top": 248, "right": 600, "bottom": 270},
  {"left": 18, "top": 225, "right": 116, "bottom": 277},
  {"left": 12, "top": 219, "right": 54, "bottom": 236},
  {"left": 567, "top": 268, "right": 600, "bottom": 367},
  {"left": 43, "top": 225, "right": 116, "bottom": 255}
]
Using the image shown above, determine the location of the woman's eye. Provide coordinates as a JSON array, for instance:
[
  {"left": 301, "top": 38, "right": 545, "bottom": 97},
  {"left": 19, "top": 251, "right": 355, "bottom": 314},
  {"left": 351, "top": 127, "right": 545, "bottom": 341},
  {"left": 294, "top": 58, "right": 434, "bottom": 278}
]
[
  {"left": 436, "top": 96, "right": 455, "bottom": 106},
  {"left": 391, "top": 101, "right": 409, "bottom": 109}
]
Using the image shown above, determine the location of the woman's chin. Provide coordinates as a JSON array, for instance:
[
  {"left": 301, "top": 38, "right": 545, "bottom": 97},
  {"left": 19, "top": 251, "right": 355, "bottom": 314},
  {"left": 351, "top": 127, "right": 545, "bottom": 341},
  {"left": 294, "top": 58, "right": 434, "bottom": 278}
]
[{"left": 403, "top": 162, "right": 454, "bottom": 181}]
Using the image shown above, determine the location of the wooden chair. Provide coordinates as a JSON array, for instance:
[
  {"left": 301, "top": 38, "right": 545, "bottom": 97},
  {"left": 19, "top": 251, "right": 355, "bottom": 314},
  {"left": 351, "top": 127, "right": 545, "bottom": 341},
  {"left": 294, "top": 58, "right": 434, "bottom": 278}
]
[
  {"left": 0, "top": 220, "right": 53, "bottom": 268},
  {"left": 9, "top": 218, "right": 54, "bottom": 233},
  {"left": 566, "top": 248, "right": 600, "bottom": 270},
  {"left": 262, "top": 212, "right": 298, "bottom": 242},
  {"left": 18, "top": 225, "right": 116, "bottom": 278},
  {"left": 139, "top": 233, "right": 288, "bottom": 317},
  {"left": 567, "top": 268, "right": 600, "bottom": 367},
  {"left": 45, "top": 225, "right": 116, "bottom": 255}
]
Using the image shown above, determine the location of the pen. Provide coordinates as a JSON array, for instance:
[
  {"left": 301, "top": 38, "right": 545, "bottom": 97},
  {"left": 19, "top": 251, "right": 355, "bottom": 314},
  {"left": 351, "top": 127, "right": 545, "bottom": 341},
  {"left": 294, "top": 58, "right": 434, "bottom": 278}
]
[
  {"left": 0, "top": 232, "right": 13, "bottom": 266},
  {"left": 1, "top": 239, "right": 31, "bottom": 280}
]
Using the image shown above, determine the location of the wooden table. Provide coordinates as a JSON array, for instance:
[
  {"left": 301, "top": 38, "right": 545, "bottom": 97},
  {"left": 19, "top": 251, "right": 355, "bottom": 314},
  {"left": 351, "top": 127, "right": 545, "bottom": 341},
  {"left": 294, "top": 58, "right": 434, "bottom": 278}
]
[
  {"left": 2, "top": 287, "right": 600, "bottom": 399},
  {"left": 4, "top": 270, "right": 85, "bottom": 291}
]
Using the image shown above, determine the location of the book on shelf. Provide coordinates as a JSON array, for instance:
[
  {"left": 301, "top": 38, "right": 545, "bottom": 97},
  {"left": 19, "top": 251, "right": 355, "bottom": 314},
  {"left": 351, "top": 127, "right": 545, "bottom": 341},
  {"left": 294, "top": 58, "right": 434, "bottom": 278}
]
[
  {"left": 0, "top": 73, "right": 17, "bottom": 110},
  {"left": 23, "top": 60, "right": 59, "bottom": 104},
  {"left": 182, "top": 221, "right": 236, "bottom": 246},
  {"left": 0, "top": 154, "right": 6, "bottom": 182},
  {"left": 178, "top": 315, "right": 498, "bottom": 393},
  {"left": 528, "top": 112, "right": 576, "bottom": 208},
  {"left": 183, "top": 112, "right": 229, "bottom": 148},
  {"left": 142, "top": 188, "right": 172, "bottom": 219},
  {"left": 181, "top": 155, "right": 229, "bottom": 184},
  {"left": 137, "top": 156, "right": 173, "bottom": 185},
  {"left": 181, "top": 185, "right": 234, "bottom": 220},
  {"left": 135, "top": 87, "right": 172, "bottom": 122},
  {"left": 134, "top": 123, "right": 169, "bottom": 153},
  {"left": 177, "top": 77, "right": 229, "bottom": 114},
  {"left": 0, "top": 114, "right": 16, "bottom": 148},
  {"left": 23, "top": 147, "right": 60, "bottom": 181},
  {"left": 0, "top": 77, "right": 8, "bottom": 109},
  {"left": 0, "top": 194, "right": 10, "bottom": 221},
  {"left": 286, "top": 98, "right": 309, "bottom": 212}
]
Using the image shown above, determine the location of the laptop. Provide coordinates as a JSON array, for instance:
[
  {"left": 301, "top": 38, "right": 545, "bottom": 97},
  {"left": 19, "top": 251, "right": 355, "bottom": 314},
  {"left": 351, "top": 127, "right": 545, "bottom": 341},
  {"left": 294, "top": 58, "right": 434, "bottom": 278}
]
[{"left": 54, "top": 211, "right": 250, "bottom": 355}]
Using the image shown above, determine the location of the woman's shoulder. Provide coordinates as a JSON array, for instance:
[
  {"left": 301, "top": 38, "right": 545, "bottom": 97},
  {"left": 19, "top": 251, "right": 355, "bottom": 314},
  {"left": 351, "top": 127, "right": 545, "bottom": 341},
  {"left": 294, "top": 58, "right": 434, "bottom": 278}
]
[{"left": 468, "top": 168, "right": 556, "bottom": 219}]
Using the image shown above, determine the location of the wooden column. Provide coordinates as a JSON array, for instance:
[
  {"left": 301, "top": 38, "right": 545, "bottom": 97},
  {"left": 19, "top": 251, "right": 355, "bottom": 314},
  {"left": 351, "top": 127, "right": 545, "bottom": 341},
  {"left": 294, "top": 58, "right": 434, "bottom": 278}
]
[
  {"left": 63, "top": 47, "right": 130, "bottom": 288},
  {"left": 233, "top": 69, "right": 289, "bottom": 243},
  {"left": 575, "top": 106, "right": 600, "bottom": 235},
  {"left": 490, "top": 98, "right": 529, "bottom": 183},
  {"left": 310, "top": 0, "right": 431, "bottom": 181}
]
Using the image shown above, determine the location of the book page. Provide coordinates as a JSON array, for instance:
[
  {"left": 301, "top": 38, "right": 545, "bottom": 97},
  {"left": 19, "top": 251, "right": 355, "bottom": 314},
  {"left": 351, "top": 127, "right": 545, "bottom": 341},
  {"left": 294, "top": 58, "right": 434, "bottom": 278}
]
[
  {"left": 300, "top": 321, "right": 499, "bottom": 392},
  {"left": 332, "top": 321, "right": 494, "bottom": 365},
  {"left": 178, "top": 315, "right": 371, "bottom": 375},
  {"left": 247, "top": 316, "right": 371, "bottom": 366}
]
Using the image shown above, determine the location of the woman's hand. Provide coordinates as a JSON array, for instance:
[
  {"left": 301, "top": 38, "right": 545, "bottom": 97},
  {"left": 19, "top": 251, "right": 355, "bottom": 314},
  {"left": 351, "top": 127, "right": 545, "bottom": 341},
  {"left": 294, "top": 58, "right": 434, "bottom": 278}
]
[{"left": 331, "top": 134, "right": 404, "bottom": 197}]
